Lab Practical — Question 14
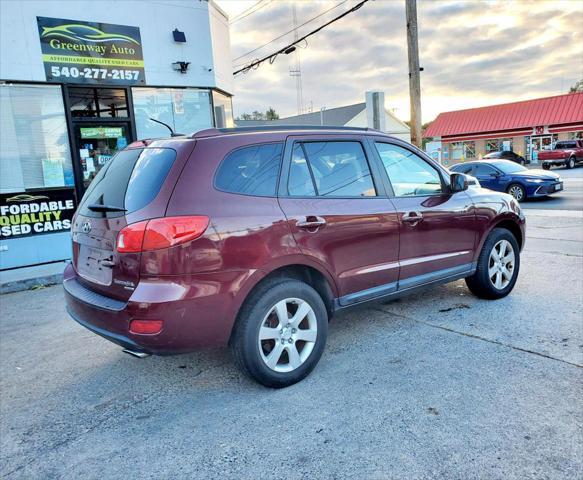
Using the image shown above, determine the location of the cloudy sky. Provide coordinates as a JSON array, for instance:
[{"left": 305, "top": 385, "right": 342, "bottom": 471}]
[{"left": 216, "top": 0, "right": 583, "bottom": 123}]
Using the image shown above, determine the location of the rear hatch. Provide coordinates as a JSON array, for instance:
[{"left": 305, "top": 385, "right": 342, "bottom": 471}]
[{"left": 72, "top": 143, "right": 190, "bottom": 301}]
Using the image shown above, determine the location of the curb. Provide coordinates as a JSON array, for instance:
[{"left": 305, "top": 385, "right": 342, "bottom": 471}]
[{"left": 0, "top": 273, "right": 63, "bottom": 294}]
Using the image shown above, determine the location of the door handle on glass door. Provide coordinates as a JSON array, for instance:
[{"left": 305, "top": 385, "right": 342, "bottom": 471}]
[
  {"left": 296, "top": 216, "right": 326, "bottom": 230},
  {"left": 402, "top": 211, "right": 423, "bottom": 225}
]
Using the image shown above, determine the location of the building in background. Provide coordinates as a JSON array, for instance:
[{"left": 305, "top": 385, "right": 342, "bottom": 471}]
[
  {"left": 424, "top": 93, "right": 583, "bottom": 167},
  {"left": 0, "top": 0, "right": 233, "bottom": 271},
  {"left": 236, "top": 92, "right": 411, "bottom": 142}
]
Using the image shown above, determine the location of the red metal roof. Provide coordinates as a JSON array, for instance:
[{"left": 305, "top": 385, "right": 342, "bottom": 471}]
[{"left": 424, "top": 92, "right": 583, "bottom": 138}]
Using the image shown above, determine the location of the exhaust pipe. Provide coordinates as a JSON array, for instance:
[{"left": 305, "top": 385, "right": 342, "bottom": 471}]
[{"left": 123, "top": 348, "right": 151, "bottom": 358}]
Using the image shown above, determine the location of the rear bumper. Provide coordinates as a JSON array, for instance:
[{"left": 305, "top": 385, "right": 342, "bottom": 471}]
[
  {"left": 63, "top": 264, "right": 253, "bottom": 354},
  {"left": 67, "top": 304, "right": 149, "bottom": 353},
  {"left": 540, "top": 158, "right": 566, "bottom": 166}
]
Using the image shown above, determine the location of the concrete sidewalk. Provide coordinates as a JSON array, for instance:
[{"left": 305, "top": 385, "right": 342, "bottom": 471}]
[{"left": 0, "top": 261, "right": 67, "bottom": 294}]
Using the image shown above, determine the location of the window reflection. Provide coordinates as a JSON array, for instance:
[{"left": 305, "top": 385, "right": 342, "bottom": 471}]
[
  {"left": 132, "top": 87, "right": 213, "bottom": 139},
  {"left": 69, "top": 88, "right": 128, "bottom": 118}
]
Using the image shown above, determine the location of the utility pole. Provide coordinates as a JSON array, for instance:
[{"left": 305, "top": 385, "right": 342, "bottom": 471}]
[{"left": 406, "top": 0, "right": 422, "bottom": 148}]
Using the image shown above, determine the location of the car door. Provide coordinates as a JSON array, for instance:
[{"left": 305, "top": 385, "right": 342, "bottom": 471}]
[
  {"left": 472, "top": 163, "right": 505, "bottom": 191},
  {"left": 278, "top": 135, "right": 400, "bottom": 305},
  {"left": 371, "top": 140, "right": 478, "bottom": 288}
]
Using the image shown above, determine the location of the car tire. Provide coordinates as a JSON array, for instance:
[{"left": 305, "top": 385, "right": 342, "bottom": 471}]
[
  {"left": 465, "top": 228, "right": 520, "bottom": 300},
  {"left": 230, "top": 278, "right": 328, "bottom": 388},
  {"left": 507, "top": 183, "right": 526, "bottom": 202},
  {"left": 542, "top": 163, "right": 551, "bottom": 170},
  {"left": 566, "top": 156, "right": 575, "bottom": 169}
]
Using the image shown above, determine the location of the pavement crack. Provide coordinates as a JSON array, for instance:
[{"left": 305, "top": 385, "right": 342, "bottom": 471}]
[
  {"left": 373, "top": 307, "right": 583, "bottom": 368},
  {"left": 527, "top": 236, "right": 583, "bottom": 243}
]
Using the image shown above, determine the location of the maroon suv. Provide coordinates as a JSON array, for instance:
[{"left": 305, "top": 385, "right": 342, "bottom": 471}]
[{"left": 64, "top": 126, "right": 525, "bottom": 387}]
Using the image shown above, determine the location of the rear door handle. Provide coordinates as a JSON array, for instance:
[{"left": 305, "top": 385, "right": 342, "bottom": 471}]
[
  {"left": 402, "top": 211, "right": 423, "bottom": 225},
  {"left": 297, "top": 216, "right": 326, "bottom": 230}
]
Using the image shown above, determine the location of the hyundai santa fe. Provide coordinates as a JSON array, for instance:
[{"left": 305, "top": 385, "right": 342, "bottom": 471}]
[{"left": 64, "top": 126, "right": 525, "bottom": 387}]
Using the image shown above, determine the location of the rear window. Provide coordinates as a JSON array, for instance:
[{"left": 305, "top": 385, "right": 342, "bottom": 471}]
[
  {"left": 555, "top": 141, "right": 577, "bottom": 149},
  {"left": 215, "top": 143, "right": 283, "bottom": 197},
  {"left": 79, "top": 148, "right": 176, "bottom": 218}
]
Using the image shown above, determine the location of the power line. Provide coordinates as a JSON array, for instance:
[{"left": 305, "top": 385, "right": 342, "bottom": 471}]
[
  {"left": 232, "top": 0, "right": 350, "bottom": 63},
  {"left": 229, "top": 0, "right": 273, "bottom": 25},
  {"left": 233, "top": 0, "right": 370, "bottom": 77}
]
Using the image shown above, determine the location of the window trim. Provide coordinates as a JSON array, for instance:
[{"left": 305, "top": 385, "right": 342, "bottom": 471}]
[
  {"left": 371, "top": 139, "right": 449, "bottom": 198},
  {"left": 282, "top": 137, "right": 381, "bottom": 199},
  {"left": 212, "top": 141, "right": 285, "bottom": 198}
]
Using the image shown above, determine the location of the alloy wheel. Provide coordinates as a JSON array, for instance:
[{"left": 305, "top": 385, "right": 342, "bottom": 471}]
[
  {"left": 508, "top": 185, "right": 524, "bottom": 201},
  {"left": 258, "top": 298, "right": 318, "bottom": 373},
  {"left": 488, "top": 239, "right": 515, "bottom": 290}
]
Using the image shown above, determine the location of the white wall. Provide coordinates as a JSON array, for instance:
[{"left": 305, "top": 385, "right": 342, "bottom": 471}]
[
  {"left": 346, "top": 110, "right": 411, "bottom": 143},
  {"left": 0, "top": 0, "right": 232, "bottom": 93}
]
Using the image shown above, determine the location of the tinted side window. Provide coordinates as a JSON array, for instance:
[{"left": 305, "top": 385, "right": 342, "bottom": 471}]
[
  {"left": 79, "top": 148, "right": 176, "bottom": 218},
  {"left": 298, "top": 141, "right": 376, "bottom": 197},
  {"left": 215, "top": 143, "right": 283, "bottom": 196},
  {"left": 452, "top": 164, "right": 473, "bottom": 174},
  {"left": 473, "top": 164, "right": 497, "bottom": 176},
  {"left": 375, "top": 143, "right": 443, "bottom": 197},
  {"left": 288, "top": 144, "right": 316, "bottom": 196}
]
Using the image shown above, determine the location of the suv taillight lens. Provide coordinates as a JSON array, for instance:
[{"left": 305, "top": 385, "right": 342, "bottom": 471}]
[{"left": 117, "top": 216, "right": 209, "bottom": 253}]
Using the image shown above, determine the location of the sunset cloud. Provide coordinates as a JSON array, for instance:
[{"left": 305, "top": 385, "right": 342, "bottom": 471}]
[{"left": 217, "top": 0, "right": 583, "bottom": 122}]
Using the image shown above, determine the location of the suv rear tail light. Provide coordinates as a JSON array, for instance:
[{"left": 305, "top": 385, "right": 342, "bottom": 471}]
[
  {"left": 117, "top": 216, "right": 209, "bottom": 253},
  {"left": 129, "top": 319, "right": 164, "bottom": 335}
]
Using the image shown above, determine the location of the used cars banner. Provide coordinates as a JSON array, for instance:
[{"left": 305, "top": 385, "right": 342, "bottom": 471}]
[
  {"left": 37, "top": 16, "right": 145, "bottom": 85},
  {"left": 0, "top": 189, "right": 77, "bottom": 239}
]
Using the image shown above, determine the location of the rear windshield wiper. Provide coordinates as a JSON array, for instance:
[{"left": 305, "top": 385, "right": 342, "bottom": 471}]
[{"left": 87, "top": 204, "right": 127, "bottom": 213}]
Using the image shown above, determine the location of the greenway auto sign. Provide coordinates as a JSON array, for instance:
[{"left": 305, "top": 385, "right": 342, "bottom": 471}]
[{"left": 37, "top": 17, "right": 145, "bottom": 85}]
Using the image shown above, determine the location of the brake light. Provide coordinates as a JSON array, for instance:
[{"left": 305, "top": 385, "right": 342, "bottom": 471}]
[
  {"left": 117, "top": 221, "right": 148, "bottom": 253},
  {"left": 129, "top": 319, "right": 164, "bottom": 335},
  {"left": 116, "top": 216, "right": 209, "bottom": 253}
]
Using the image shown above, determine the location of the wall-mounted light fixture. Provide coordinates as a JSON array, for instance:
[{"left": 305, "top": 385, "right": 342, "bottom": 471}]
[
  {"left": 172, "top": 61, "right": 190, "bottom": 74},
  {"left": 173, "top": 29, "right": 186, "bottom": 43}
]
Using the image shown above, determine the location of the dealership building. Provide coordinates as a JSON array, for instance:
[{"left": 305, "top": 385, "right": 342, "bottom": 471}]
[
  {"left": 424, "top": 93, "right": 583, "bottom": 166},
  {"left": 0, "top": 0, "right": 233, "bottom": 272}
]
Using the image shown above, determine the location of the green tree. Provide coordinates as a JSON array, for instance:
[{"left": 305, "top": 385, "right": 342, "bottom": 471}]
[
  {"left": 265, "top": 107, "right": 279, "bottom": 120},
  {"left": 569, "top": 79, "right": 583, "bottom": 93}
]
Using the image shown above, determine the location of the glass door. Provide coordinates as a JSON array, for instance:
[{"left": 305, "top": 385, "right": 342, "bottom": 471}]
[{"left": 73, "top": 123, "right": 131, "bottom": 189}]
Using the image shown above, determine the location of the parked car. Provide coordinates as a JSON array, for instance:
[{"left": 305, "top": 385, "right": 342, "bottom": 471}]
[
  {"left": 64, "top": 126, "right": 525, "bottom": 388},
  {"left": 450, "top": 159, "right": 563, "bottom": 202},
  {"left": 483, "top": 150, "right": 528, "bottom": 165},
  {"left": 538, "top": 139, "right": 583, "bottom": 169}
]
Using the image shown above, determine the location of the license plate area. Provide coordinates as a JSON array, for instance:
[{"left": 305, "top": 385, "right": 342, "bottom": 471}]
[
  {"left": 77, "top": 245, "right": 113, "bottom": 285},
  {"left": 555, "top": 183, "right": 562, "bottom": 191}
]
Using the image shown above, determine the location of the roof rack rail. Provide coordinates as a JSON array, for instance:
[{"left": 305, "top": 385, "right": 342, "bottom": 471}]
[{"left": 191, "top": 125, "right": 382, "bottom": 138}]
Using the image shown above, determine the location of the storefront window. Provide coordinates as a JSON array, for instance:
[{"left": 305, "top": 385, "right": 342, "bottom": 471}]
[
  {"left": 500, "top": 138, "right": 513, "bottom": 151},
  {"left": 568, "top": 131, "right": 583, "bottom": 140},
  {"left": 212, "top": 90, "right": 234, "bottom": 128},
  {"left": 486, "top": 140, "right": 500, "bottom": 152},
  {"left": 464, "top": 141, "right": 475, "bottom": 158},
  {"left": 69, "top": 87, "right": 128, "bottom": 118},
  {"left": 450, "top": 142, "right": 463, "bottom": 161},
  {"left": 0, "top": 84, "right": 74, "bottom": 193},
  {"left": 132, "top": 87, "right": 213, "bottom": 139}
]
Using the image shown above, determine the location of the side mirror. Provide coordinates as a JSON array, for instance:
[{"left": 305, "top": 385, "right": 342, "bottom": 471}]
[{"left": 450, "top": 173, "right": 468, "bottom": 193}]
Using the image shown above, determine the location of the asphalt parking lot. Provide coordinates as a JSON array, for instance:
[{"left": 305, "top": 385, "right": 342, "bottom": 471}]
[{"left": 1, "top": 206, "right": 582, "bottom": 479}]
